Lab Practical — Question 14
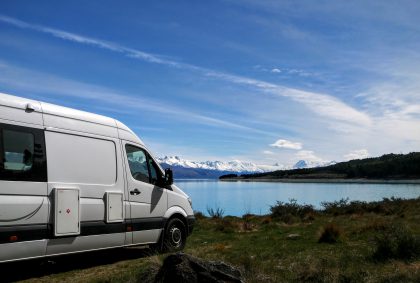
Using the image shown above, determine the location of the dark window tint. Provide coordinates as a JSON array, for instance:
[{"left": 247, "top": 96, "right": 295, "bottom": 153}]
[
  {"left": 125, "top": 145, "right": 149, "bottom": 183},
  {"left": 3, "top": 130, "right": 34, "bottom": 171},
  {"left": 0, "top": 123, "right": 47, "bottom": 182},
  {"left": 148, "top": 157, "right": 159, "bottom": 185}
]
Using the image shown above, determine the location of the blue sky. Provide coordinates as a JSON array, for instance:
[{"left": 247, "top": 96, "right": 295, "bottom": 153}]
[{"left": 1, "top": 0, "right": 419, "bottom": 166}]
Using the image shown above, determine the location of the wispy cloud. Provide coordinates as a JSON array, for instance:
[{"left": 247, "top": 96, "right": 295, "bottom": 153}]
[
  {"left": 0, "top": 15, "right": 200, "bottom": 70},
  {"left": 0, "top": 61, "right": 273, "bottom": 136},
  {"left": 270, "top": 139, "right": 302, "bottom": 150},
  {"left": 0, "top": 15, "right": 371, "bottom": 127},
  {"left": 295, "top": 150, "right": 323, "bottom": 162},
  {"left": 206, "top": 71, "right": 372, "bottom": 126},
  {"left": 343, "top": 149, "right": 369, "bottom": 161}
]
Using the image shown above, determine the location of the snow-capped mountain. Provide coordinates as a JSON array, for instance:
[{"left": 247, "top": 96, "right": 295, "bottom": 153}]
[
  {"left": 293, "top": 160, "right": 337, "bottom": 169},
  {"left": 157, "top": 156, "right": 336, "bottom": 178},
  {"left": 157, "top": 156, "right": 284, "bottom": 173}
]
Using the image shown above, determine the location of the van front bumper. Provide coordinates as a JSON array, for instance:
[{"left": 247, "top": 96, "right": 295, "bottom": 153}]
[{"left": 186, "top": 215, "right": 196, "bottom": 235}]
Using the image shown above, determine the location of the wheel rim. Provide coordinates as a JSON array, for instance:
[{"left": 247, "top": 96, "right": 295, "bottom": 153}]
[{"left": 169, "top": 226, "right": 182, "bottom": 247}]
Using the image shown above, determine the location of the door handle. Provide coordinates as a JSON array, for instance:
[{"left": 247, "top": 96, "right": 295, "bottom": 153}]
[{"left": 130, "top": 188, "right": 141, "bottom": 195}]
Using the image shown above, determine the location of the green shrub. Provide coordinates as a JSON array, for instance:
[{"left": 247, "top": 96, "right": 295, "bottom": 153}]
[
  {"left": 373, "top": 223, "right": 420, "bottom": 261},
  {"left": 270, "top": 199, "right": 316, "bottom": 223},
  {"left": 321, "top": 197, "right": 404, "bottom": 216}
]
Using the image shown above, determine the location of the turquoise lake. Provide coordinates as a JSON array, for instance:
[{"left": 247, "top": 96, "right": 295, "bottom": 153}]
[{"left": 176, "top": 180, "right": 420, "bottom": 216}]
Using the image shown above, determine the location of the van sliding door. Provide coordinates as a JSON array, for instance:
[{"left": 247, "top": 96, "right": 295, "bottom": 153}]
[{"left": 44, "top": 131, "right": 126, "bottom": 255}]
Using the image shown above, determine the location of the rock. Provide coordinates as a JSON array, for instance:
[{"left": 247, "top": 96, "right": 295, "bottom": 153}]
[
  {"left": 154, "top": 252, "right": 243, "bottom": 283},
  {"left": 286, "top": 233, "right": 300, "bottom": 240}
]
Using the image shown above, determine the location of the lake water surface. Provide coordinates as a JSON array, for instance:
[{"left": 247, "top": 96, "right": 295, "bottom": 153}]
[{"left": 176, "top": 180, "right": 420, "bottom": 216}]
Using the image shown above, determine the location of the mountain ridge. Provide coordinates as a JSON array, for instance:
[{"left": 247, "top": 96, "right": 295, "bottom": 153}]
[{"left": 158, "top": 156, "right": 335, "bottom": 179}]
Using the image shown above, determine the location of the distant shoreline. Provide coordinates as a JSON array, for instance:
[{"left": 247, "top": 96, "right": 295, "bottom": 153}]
[{"left": 220, "top": 178, "right": 420, "bottom": 184}]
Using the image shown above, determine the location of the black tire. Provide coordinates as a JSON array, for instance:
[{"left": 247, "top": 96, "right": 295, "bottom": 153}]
[{"left": 163, "top": 218, "right": 186, "bottom": 252}]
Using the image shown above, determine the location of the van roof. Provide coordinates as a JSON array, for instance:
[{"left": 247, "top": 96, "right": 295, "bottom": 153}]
[{"left": 0, "top": 92, "right": 144, "bottom": 146}]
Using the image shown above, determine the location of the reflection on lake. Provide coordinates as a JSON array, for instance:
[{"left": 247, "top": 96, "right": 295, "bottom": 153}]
[{"left": 175, "top": 180, "right": 420, "bottom": 216}]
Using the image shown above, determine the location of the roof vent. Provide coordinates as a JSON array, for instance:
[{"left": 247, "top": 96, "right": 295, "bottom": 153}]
[{"left": 25, "top": 103, "right": 35, "bottom": 113}]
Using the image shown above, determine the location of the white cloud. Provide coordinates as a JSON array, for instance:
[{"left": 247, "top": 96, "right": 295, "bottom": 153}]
[
  {"left": 343, "top": 149, "right": 369, "bottom": 161},
  {"left": 270, "top": 139, "right": 302, "bottom": 150},
  {"left": 295, "top": 150, "right": 322, "bottom": 162},
  {"left": 271, "top": 68, "right": 281, "bottom": 73},
  {"left": 263, "top": 150, "right": 275, "bottom": 155}
]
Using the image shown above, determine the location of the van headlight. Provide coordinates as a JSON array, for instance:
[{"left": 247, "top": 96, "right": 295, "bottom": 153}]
[{"left": 188, "top": 197, "right": 193, "bottom": 207}]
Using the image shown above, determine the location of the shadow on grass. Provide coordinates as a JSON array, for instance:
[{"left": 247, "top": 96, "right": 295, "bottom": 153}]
[{"left": 0, "top": 246, "right": 152, "bottom": 282}]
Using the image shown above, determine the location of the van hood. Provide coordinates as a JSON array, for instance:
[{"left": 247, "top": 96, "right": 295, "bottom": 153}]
[{"left": 170, "top": 184, "right": 189, "bottom": 199}]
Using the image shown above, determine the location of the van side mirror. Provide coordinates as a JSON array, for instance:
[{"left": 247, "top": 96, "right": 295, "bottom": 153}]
[{"left": 164, "top": 168, "right": 174, "bottom": 186}]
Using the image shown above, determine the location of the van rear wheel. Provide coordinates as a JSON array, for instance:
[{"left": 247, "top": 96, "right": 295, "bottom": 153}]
[{"left": 163, "top": 218, "right": 186, "bottom": 252}]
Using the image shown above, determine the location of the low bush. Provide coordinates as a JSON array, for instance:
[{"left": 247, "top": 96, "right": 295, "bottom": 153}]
[
  {"left": 260, "top": 216, "right": 272, "bottom": 225},
  {"left": 270, "top": 199, "right": 316, "bottom": 223},
  {"left": 240, "top": 213, "right": 256, "bottom": 232},
  {"left": 318, "top": 223, "right": 342, "bottom": 243},
  {"left": 214, "top": 218, "right": 235, "bottom": 233},
  {"left": 194, "top": 211, "right": 206, "bottom": 220},
  {"left": 321, "top": 197, "right": 404, "bottom": 216},
  {"left": 373, "top": 223, "right": 420, "bottom": 261}
]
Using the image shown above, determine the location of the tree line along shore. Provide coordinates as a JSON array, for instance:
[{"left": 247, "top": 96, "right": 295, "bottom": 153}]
[{"left": 220, "top": 152, "right": 420, "bottom": 181}]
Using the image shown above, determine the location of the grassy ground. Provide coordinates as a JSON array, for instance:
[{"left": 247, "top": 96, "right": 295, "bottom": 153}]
[{"left": 4, "top": 198, "right": 420, "bottom": 283}]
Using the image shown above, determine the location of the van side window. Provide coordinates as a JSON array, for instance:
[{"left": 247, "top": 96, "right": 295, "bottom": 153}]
[
  {"left": 3, "top": 130, "right": 34, "bottom": 171},
  {"left": 125, "top": 145, "right": 150, "bottom": 183},
  {"left": 0, "top": 123, "right": 47, "bottom": 182}
]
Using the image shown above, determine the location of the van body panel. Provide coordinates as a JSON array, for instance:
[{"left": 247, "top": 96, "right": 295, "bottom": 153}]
[
  {"left": 41, "top": 102, "right": 117, "bottom": 128},
  {"left": 129, "top": 200, "right": 167, "bottom": 221},
  {"left": 0, "top": 93, "right": 43, "bottom": 126},
  {"left": 46, "top": 233, "right": 126, "bottom": 255},
  {"left": 117, "top": 128, "right": 145, "bottom": 146},
  {"left": 80, "top": 197, "right": 105, "bottom": 222},
  {"left": 132, "top": 229, "right": 162, "bottom": 244},
  {"left": 115, "top": 120, "right": 133, "bottom": 133},
  {"left": 0, "top": 195, "right": 48, "bottom": 226},
  {"left": 45, "top": 131, "right": 118, "bottom": 185},
  {"left": 0, "top": 180, "right": 46, "bottom": 197},
  {"left": 43, "top": 113, "right": 119, "bottom": 138},
  {"left": 115, "top": 120, "right": 145, "bottom": 146},
  {"left": 163, "top": 205, "right": 188, "bottom": 219},
  {"left": 167, "top": 188, "right": 194, "bottom": 216},
  {"left": 0, "top": 240, "right": 47, "bottom": 262}
]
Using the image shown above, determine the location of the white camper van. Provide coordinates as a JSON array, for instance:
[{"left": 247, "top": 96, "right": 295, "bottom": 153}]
[{"left": 0, "top": 92, "right": 195, "bottom": 263}]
